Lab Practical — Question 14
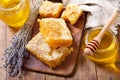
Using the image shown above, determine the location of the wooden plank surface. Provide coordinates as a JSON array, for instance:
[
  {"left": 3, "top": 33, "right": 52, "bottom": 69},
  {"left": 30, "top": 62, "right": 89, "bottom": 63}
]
[
  {"left": 0, "top": 21, "right": 7, "bottom": 80},
  {"left": 0, "top": 16, "right": 120, "bottom": 80},
  {"left": 0, "top": 0, "right": 120, "bottom": 80},
  {"left": 1, "top": 20, "right": 120, "bottom": 80}
]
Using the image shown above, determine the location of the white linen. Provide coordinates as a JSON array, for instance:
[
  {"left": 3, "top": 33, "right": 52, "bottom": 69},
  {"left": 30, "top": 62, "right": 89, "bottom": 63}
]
[{"left": 62, "top": 0, "right": 120, "bottom": 34}]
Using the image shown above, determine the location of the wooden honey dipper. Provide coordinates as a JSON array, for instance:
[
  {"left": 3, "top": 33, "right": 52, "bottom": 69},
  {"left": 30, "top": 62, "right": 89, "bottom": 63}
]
[{"left": 84, "top": 9, "right": 119, "bottom": 55}]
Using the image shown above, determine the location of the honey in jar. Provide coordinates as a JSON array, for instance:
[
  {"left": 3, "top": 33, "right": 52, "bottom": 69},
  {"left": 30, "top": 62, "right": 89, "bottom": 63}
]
[
  {"left": 0, "top": 0, "right": 30, "bottom": 27},
  {"left": 82, "top": 27, "right": 119, "bottom": 71}
]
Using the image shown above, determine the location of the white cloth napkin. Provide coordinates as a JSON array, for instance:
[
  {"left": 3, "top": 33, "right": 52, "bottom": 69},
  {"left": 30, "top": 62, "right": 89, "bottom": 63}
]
[{"left": 62, "top": 0, "right": 120, "bottom": 34}]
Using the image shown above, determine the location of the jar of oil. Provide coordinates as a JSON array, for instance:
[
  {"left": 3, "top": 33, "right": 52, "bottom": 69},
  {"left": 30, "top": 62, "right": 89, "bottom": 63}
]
[
  {"left": 0, "top": 0, "right": 30, "bottom": 27},
  {"left": 82, "top": 27, "right": 119, "bottom": 71}
]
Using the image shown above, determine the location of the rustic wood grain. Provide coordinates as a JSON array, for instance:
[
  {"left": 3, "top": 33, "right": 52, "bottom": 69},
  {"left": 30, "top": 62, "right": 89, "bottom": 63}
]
[
  {"left": 0, "top": 20, "right": 7, "bottom": 80},
  {"left": 46, "top": 74, "right": 66, "bottom": 80},
  {"left": 96, "top": 66, "right": 120, "bottom": 80},
  {"left": 34, "top": 72, "right": 46, "bottom": 80},
  {"left": 0, "top": 0, "right": 120, "bottom": 80},
  {"left": 22, "top": 71, "right": 45, "bottom": 80},
  {"left": 22, "top": 67, "right": 46, "bottom": 80}
]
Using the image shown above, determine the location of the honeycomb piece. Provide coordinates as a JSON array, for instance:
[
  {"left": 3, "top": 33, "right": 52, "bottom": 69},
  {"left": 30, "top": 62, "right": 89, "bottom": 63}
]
[
  {"left": 38, "top": 18, "right": 73, "bottom": 48},
  {"left": 61, "top": 4, "right": 83, "bottom": 25},
  {"left": 26, "top": 33, "right": 71, "bottom": 68},
  {"left": 39, "top": 1, "right": 63, "bottom": 18}
]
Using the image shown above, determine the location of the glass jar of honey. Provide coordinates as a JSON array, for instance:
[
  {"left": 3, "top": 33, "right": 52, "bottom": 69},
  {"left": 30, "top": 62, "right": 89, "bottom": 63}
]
[
  {"left": 82, "top": 27, "right": 119, "bottom": 71},
  {"left": 0, "top": 0, "right": 30, "bottom": 27}
]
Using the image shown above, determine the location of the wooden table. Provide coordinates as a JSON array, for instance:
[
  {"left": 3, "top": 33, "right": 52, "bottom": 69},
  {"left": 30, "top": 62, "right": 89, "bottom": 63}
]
[
  {"left": 1, "top": 1, "right": 120, "bottom": 80},
  {"left": 1, "top": 19, "right": 120, "bottom": 80}
]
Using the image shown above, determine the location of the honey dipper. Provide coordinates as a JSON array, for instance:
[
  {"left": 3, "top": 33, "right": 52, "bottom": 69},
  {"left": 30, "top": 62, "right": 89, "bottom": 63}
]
[{"left": 84, "top": 9, "right": 119, "bottom": 55}]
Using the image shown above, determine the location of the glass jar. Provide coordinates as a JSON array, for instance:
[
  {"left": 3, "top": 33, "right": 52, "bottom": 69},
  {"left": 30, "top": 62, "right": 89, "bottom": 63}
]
[
  {"left": 82, "top": 27, "right": 119, "bottom": 71},
  {"left": 0, "top": 0, "right": 30, "bottom": 27}
]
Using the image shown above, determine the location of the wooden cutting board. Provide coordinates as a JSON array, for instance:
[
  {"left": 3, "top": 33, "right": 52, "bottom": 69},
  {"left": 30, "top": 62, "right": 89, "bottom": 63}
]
[{"left": 24, "top": 13, "right": 86, "bottom": 76}]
